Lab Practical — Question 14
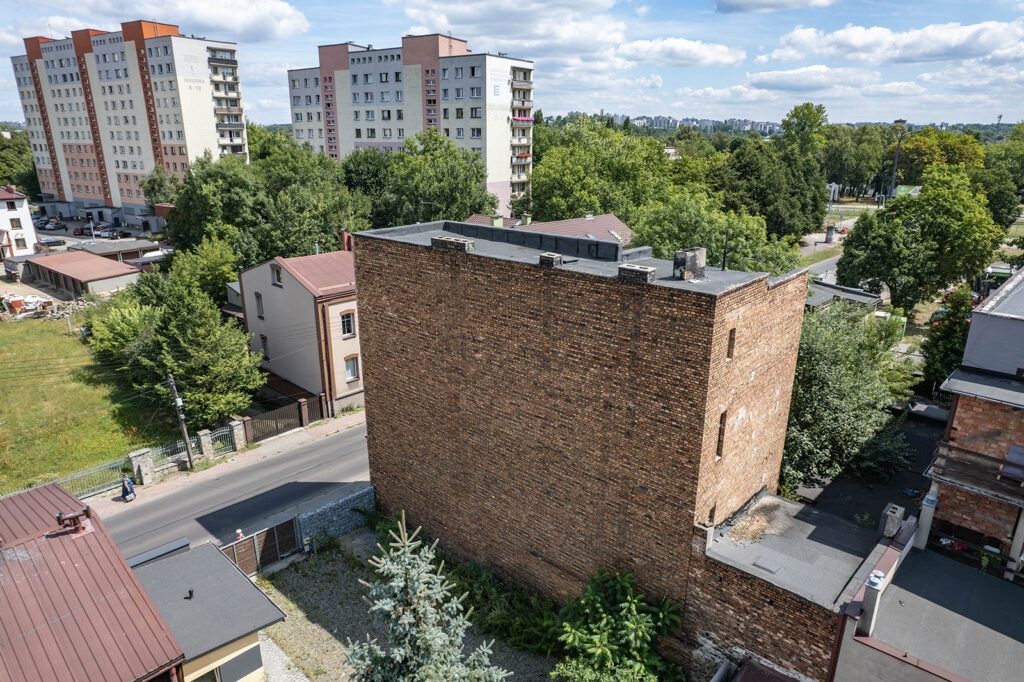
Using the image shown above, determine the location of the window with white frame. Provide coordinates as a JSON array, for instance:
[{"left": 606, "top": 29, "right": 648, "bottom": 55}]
[
  {"left": 340, "top": 312, "right": 355, "bottom": 337},
  {"left": 345, "top": 356, "right": 359, "bottom": 381}
]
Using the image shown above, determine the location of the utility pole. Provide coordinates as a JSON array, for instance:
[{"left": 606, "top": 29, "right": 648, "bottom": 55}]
[{"left": 167, "top": 373, "right": 195, "bottom": 470}]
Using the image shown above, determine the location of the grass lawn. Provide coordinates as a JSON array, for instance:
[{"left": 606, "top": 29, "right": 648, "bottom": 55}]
[
  {"left": 0, "top": 318, "right": 178, "bottom": 492},
  {"left": 799, "top": 243, "right": 844, "bottom": 267}
]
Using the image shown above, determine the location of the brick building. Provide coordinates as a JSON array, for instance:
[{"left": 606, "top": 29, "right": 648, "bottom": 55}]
[
  {"left": 924, "top": 267, "right": 1024, "bottom": 580},
  {"left": 353, "top": 221, "right": 825, "bottom": 677}
]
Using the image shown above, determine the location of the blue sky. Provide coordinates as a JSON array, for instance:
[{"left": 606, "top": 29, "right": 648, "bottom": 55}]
[{"left": 2, "top": 0, "right": 1022, "bottom": 126}]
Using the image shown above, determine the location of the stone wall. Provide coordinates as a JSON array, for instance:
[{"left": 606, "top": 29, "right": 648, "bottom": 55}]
[
  {"left": 353, "top": 232, "right": 809, "bottom": 667},
  {"left": 297, "top": 484, "right": 376, "bottom": 541}
]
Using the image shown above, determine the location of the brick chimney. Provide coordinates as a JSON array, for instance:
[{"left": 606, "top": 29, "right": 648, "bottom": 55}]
[{"left": 674, "top": 247, "right": 706, "bottom": 280}]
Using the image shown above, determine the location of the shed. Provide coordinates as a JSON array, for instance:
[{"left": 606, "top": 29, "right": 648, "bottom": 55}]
[{"left": 24, "top": 250, "right": 140, "bottom": 297}]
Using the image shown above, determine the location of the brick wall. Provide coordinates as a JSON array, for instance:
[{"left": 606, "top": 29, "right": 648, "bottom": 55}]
[
  {"left": 948, "top": 395, "right": 1024, "bottom": 460},
  {"left": 934, "top": 484, "right": 1019, "bottom": 551},
  {"left": 681, "top": 527, "right": 840, "bottom": 682},
  {"left": 353, "top": 233, "right": 807, "bottom": 666}
]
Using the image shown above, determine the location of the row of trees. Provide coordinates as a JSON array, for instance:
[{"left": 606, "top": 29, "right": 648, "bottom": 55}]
[
  {"left": 148, "top": 126, "right": 495, "bottom": 269},
  {"left": 0, "top": 126, "right": 39, "bottom": 197}
]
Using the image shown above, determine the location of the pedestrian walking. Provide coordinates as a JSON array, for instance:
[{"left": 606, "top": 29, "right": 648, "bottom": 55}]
[{"left": 121, "top": 473, "right": 136, "bottom": 502}]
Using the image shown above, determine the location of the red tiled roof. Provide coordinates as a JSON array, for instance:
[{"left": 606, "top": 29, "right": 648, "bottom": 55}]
[
  {"left": 31, "top": 251, "right": 139, "bottom": 283},
  {"left": 465, "top": 213, "right": 520, "bottom": 228},
  {"left": 276, "top": 251, "right": 356, "bottom": 299},
  {"left": 0, "top": 186, "right": 25, "bottom": 201},
  {"left": 0, "top": 485, "right": 184, "bottom": 682},
  {"left": 520, "top": 214, "right": 631, "bottom": 244}
]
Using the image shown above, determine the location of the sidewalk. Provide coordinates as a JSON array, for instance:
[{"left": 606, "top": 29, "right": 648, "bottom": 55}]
[{"left": 87, "top": 410, "right": 366, "bottom": 521}]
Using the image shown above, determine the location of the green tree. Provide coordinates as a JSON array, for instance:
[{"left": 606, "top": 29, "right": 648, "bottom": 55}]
[
  {"left": 168, "top": 236, "right": 238, "bottom": 306},
  {"left": 389, "top": 129, "right": 497, "bottom": 223},
  {"left": 0, "top": 128, "right": 39, "bottom": 199},
  {"left": 346, "top": 512, "right": 511, "bottom": 682},
  {"left": 780, "top": 102, "right": 827, "bottom": 157},
  {"left": 341, "top": 147, "right": 399, "bottom": 228},
  {"left": 837, "top": 164, "right": 1004, "bottom": 311},
  {"left": 139, "top": 166, "right": 182, "bottom": 212},
  {"left": 921, "top": 286, "right": 973, "bottom": 386},
  {"left": 630, "top": 187, "right": 798, "bottom": 274},
  {"left": 783, "top": 303, "right": 914, "bottom": 484},
  {"left": 970, "top": 163, "right": 1022, "bottom": 230}
]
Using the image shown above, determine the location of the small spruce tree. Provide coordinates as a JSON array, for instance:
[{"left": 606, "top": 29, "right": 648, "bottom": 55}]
[{"left": 346, "top": 512, "right": 511, "bottom": 682}]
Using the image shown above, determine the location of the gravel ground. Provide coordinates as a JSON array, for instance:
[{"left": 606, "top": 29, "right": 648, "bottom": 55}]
[{"left": 258, "top": 528, "right": 556, "bottom": 681}]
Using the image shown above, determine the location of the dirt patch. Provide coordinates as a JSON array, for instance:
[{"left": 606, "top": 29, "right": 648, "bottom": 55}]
[
  {"left": 258, "top": 529, "right": 555, "bottom": 681},
  {"left": 729, "top": 500, "right": 780, "bottom": 543}
]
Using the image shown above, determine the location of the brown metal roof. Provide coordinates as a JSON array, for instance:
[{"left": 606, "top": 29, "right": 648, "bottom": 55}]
[
  {"left": 0, "top": 485, "right": 184, "bottom": 682},
  {"left": 275, "top": 251, "right": 356, "bottom": 299},
  {"left": 519, "top": 214, "right": 632, "bottom": 244},
  {"left": 30, "top": 251, "right": 139, "bottom": 283},
  {"left": 0, "top": 186, "right": 25, "bottom": 201}
]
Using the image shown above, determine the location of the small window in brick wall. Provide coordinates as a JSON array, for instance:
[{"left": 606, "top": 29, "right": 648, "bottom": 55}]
[
  {"left": 727, "top": 328, "right": 736, "bottom": 360},
  {"left": 716, "top": 411, "right": 727, "bottom": 461}
]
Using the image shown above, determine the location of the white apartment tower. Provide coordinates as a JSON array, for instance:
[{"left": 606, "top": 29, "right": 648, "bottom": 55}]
[
  {"left": 289, "top": 35, "right": 533, "bottom": 214},
  {"left": 10, "top": 20, "right": 247, "bottom": 227}
]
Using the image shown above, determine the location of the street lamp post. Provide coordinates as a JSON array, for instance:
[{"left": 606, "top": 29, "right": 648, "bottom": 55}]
[{"left": 887, "top": 118, "right": 918, "bottom": 200}]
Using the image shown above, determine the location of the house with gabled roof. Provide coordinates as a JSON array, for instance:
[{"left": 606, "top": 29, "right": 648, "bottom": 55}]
[{"left": 239, "top": 250, "right": 363, "bottom": 412}]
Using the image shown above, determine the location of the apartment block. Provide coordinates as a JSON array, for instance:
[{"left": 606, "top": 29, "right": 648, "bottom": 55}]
[
  {"left": 10, "top": 20, "right": 247, "bottom": 227},
  {"left": 289, "top": 35, "right": 533, "bottom": 213}
]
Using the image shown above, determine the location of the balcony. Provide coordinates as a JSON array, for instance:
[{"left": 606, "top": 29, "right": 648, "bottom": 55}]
[
  {"left": 212, "top": 74, "right": 239, "bottom": 83},
  {"left": 511, "top": 116, "right": 534, "bottom": 126},
  {"left": 217, "top": 122, "right": 245, "bottom": 130},
  {"left": 927, "top": 441, "right": 1024, "bottom": 508},
  {"left": 511, "top": 155, "right": 531, "bottom": 165},
  {"left": 512, "top": 99, "right": 533, "bottom": 108},
  {"left": 511, "top": 79, "right": 533, "bottom": 89},
  {"left": 512, "top": 136, "right": 531, "bottom": 146},
  {"left": 215, "top": 107, "right": 243, "bottom": 115},
  {"left": 208, "top": 57, "right": 238, "bottom": 67},
  {"left": 511, "top": 171, "right": 528, "bottom": 182}
]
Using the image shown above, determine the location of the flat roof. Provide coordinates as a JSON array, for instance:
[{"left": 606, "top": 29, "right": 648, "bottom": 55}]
[
  {"left": 976, "top": 265, "right": 1024, "bottom": 318},
  {"left": 941, "top": 367, "right": 1024, "bottom": 409},
  {"left": 133, "top": 543, "right": 285, "bottom": 661},
  {"left": 354, "top": 221, "right": 797, "bottom": 298},
  {"left": 806, "top": 280, "right": 882, "bottom": 308},
  {"left": 708, "top": 495, "right": 882, "bottom": 611},
  {"left": 869, "top": 552, "right": 1024, "bottom": 682},
  {"left": 29, "top": 250, "right": 139, "bottom": 282},
  {"left": 0, "top": 485, "right": 183, "bottom": 682},
  {"left": 68, "top": 239, "right": 159, "bottom": 257}
]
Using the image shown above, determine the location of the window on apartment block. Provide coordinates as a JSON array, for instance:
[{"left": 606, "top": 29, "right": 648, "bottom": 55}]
[
  {"left": 454, "top": 67, "right": 463, "bottom": 78},
  {"left": 353, "top": 111, "right": 360, "bottom": 121},
  {"left": 260, "top": 334, "right": 270, "bottom": 360},
  {"left": 455, "top": 88, "right": 464, "bottom": 99},
  {"left": 380, "top": 72, "right": 389, "bottom": 83},
  {"left": 396, "top": 109, "right": 404, "bottom": 120},
  {"left": 354, "top": 129, "right": 362, "bottom": 139},
  {"left": 470, "top": 87, "right": 481, "bottom": 98},
  {"left": 716, "top": 411, "right": 727, "bottom": 461},
  {"left": 382, "top": 110, "right": 391, "bottom": 121},
  {"left": 340, "top": 312, "right": 355, "bottom": 337},
  {"left": 271, "top": 266, "right": 283, "bottom": 287},
  {"left": 255, "top": 292, "right": 264, "bottom": 319},
  {"left": 470, "top": 107, "right": 481, "bottom": 118},
  {"left": 394, "top": 71, "right": 402, "bottom": 82},
  {"left": 727, "top": 328, "right": 736, "bottom": 360},
  {"left": 345, "top": 355, "right": 360, "bottom": 382},
  {"left": 367, "top": 128, "right": 376, "bottom": 138},
  {"left": 470, "top": 128, "right": 481, "bottom": 138},
  {"left": 14, "top": 238, "right": 26, "bottom": 249},
  {"left": 456, "top": 128, "right": 464, "bottom": 139},
  {"left": 470, "top": 66, "right": 480, "bottom": 77},
  {"left": 456, "top": 108, "right": 464, "bottom": 119}
]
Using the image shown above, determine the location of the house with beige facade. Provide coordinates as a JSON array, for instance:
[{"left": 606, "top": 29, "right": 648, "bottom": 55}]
[{"left": 239, "top": 251, "right": 363, "bottom": 412}]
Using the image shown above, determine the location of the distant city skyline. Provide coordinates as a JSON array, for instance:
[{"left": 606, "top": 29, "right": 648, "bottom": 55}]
[{"left": 2, "top": 1, "right": 1021, "bottom": 127}]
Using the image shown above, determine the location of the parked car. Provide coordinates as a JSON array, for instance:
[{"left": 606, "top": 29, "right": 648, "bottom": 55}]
[
  {"left": 72, "top": 225, "right": 93, "bottom": 236},
  {"left": 41, "top": 221, "right": 67, "bottom": 231},
  {"left": 38, "top": 237, "right": 66, "bottom": 247},
  {"left": 95, "top": 228, "right": 132, "bottom": 239}
]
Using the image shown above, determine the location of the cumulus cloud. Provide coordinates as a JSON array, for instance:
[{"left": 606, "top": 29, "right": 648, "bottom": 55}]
[
  {"left": 33, "top": 0, "right": 309, "bottom": 42},
  {"left": 919, "top": 62, "right": 1024, "bottom": 92},
  {"left": 747, "top": 65, "right": 880, "bottom": 91},
  {"left": 768, "top": 20, "right": 1024, "bottom": 65},
  {"left": 619, "top": 37, "right": 746, "bottom": 67},
  {"left": 716, "top": 0, "right": 835, "bottom": 12},
  {"left": 0, "top": 15, "right": 113, "bottom": 51},
  {"left": 674, "top": 84, "right": 783, "bottom": 104}
]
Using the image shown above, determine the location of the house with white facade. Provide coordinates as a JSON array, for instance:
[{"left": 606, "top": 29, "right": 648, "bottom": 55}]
[
  {"left": 239, "top": 251, "right": 363, "bottom": 411},
  {"left": 0, "top": 185, "right": 37, "bottom": 258}
]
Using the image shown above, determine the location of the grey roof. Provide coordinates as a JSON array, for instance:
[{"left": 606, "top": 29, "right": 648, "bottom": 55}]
[
  {"left": 133, "top": 542, "right": 285, "bottom": 660},
  {"left": 708, "top": 495, "right": 882, "bottom": 611},
  {"left": 868, "top": 552, "right": 1024, "bottom": 682},
  {"left": 354, "top": 221, "right": 801, "bottom": 298},
  {"left": 941, "top": 367, "right": 1024, "bottom": 409},
  {"left": 806, "top": 280, "right": 882, "bottom": 309},
  {"left": 975, "top": 266, "right": 1024, "bottom": 318},
  {"left": 68, "top": 239, "right": 159, "bottom": 256}
]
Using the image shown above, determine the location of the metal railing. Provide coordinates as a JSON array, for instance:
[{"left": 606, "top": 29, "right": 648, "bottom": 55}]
[
  {"left": 209, "top": 424, "right": 235, "bottom": 455},
  {"left": 0, "top": 456, "right": 129, "bottom": 500}
]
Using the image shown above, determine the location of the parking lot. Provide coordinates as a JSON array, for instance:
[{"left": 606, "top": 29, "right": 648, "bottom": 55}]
[{"left": 32, "top": 216, "right": 152, "bottom": 251}]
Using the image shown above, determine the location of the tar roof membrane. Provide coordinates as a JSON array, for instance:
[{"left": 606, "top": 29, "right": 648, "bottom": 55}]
[
  {"left": 941, "top": 367, "right": 1024, "bottom": 409},
  {"left": 975, "top": 266, "right": 1024, "bottom": 319},
  {"left": 868, "top": 552, "right": 1024, "bottom": 682},
  {"left": 708, "top": 495, "right": 883, "bottom": 611},
  {"left": 355, "top": 221, "right": 799, "bottom": 298}
]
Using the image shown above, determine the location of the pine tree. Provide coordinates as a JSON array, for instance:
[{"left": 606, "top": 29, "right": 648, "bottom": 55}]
[{"left": 347, "top": 512, "right": 511, "bottom": 682}]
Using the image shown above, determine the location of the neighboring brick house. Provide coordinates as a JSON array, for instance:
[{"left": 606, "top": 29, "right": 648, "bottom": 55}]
[
  {"left": 924, "top": 267, "right": 1024, "bottom": 579},
  {"left": 353, "top": 221, "right": 824, "bottom": 677},
  {"left": 239, "top": 251, "right": 363, "bottom": 411},
  {"left": 0, "top": 184, "right": 37, "bottom": 258}
]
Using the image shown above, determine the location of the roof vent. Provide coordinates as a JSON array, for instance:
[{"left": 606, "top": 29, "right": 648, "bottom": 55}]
[
  {"left": 431, "top": 235, "right": 475, "bottom": 252},
  {"left": 674, "top": 247, "right": 706, "bottom": 281},
  {"left": 617, "top": 263, "right": 656, "bottom": 284},
  {"left": 584, "top": 212, "right": 594, "bottom": 219},
  {"left": 539, "top": 252, "right": 562, "bottom": 268}
]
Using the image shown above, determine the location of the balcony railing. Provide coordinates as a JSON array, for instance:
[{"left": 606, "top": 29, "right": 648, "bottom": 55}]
[
  {"left": 928, "top": 441, "right": 1024, "bottom": 507},
  {"left": 511, "top": 117, "right": 534, "bottom": 126},
  {"left": 512, "top": 79, "right": 533, "bottom": 89},
  {"left": 208, "top": 57, "right": 238, "bottom": 66},
  {"left": 512, "top": 136, "right": 531, "bottom": 145},
  {"left": 512, "top": 99, "right": 533, "bottom": 108},
  {"left": 510, "top": 171, "right": 528, "bottom": 182},
  {"left": 511, "top": 156, "right": 531, "bottom": 165}
]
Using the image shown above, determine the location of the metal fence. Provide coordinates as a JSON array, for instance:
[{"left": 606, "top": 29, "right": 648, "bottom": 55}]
[
  {"left": 209, "top": 424, "right": 235, "bottom": 455},
  {"left": 249, "top": 402, "right": 301, "bottom": 442},
  {"left": 306, "top": 397, "right": 324, "bottom": 423},
  {"left": 1, "top": 456, "right": 129, "bottom": 500},
  {"left": 151, "top": 434, "right": 200, "bottom": 469}
]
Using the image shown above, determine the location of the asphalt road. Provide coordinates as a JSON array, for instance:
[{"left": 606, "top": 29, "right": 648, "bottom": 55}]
[{"left": 106, "top": 423, "right": 369, "bottom": 557}]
